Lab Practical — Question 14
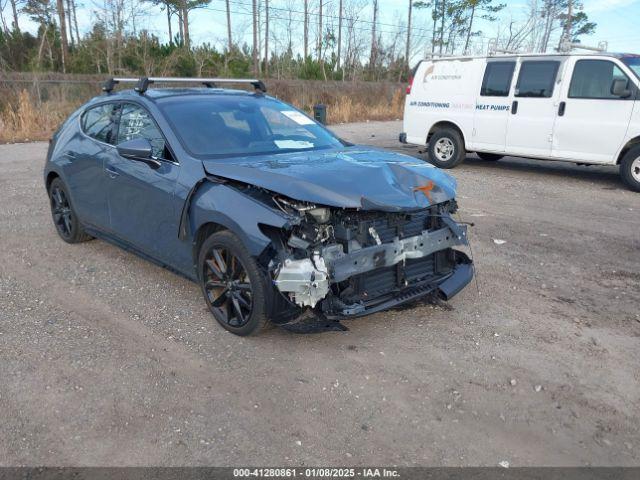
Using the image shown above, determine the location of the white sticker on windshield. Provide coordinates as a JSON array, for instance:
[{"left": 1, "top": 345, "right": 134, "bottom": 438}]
[
  {"left": 274, "top": 140, "right": 314, "bottom": 149},
  {"left": 281, "top": 110, "right": 315, "bottom": 125}
]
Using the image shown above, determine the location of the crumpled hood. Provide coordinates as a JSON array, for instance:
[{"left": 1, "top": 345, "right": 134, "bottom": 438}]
[{"left": 202, "top": 146, "right": 457, "bottom": 211}]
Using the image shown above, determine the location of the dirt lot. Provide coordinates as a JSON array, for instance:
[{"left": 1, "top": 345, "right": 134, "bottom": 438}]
[{"left": 1, "top": 120, "right": 639, "bottom": 467}]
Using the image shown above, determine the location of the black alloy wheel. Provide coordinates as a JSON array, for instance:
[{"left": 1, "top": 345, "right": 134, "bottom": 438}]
[
  {"left": 51, "top": 185, "right": 73, "bottom": 239},
  {"left": 199, "top": 231, "right": 270, "bottom": 335},
  {"left": 48, "top": 177, "right": 92, "bottom": 243}
]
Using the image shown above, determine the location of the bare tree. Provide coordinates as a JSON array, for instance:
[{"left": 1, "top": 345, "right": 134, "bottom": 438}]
[
  {"left": 225, "top": 0, "right": 232, "bottom": 51},
  {"left": 369, "top": 0, "right": 378, "bottom": 71},
  {"left": 405, "top": 0, "right": 412, "bottom": 68},
  {"left": 72, "top": 0, "right": 79, "bottom": 40},
  {"left": 336, "top": 0, "right": 342, "bottom": 71},
  {"left": 55, "top": 0, "right": 69, "bottom": 71},
  {"left": 10, "top": 0, "right": 21, "bottom": 31},
  {"left": 65, "top": 0, "right": 74, "bottom": 45},
  {"left": 252, "top": 0, "right": 258, "bottom": 75},
  {"left": 303, "top": 0, "right": 308, "bottom": 58},
  {"left": 0, "top": 0, "right": 9, "bottom": 32},
  {"left": 317, "top": 0, "right": 323, "bottom": 60},
  {"left": 264, "top": 0, "right": 269, "bottom": 76},
  {"left": 181, "top": 0, "right": 189, "bottom": 49}
]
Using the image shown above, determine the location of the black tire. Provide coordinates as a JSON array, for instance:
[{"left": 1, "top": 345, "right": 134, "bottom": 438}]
[
  {"left": 48, "top": 177, "right": 93, "bottom": 243},
  {"left": 620, "top": 146, "right": 640, "bottom": 192},
  {"left": 198, "top": 230, "right": 270, "bottom": 336},
  {"left": 427, "top": 128, "right": 466, "bottom": 169},
  {"left": 477, "top": 152, "right": 503, "bottom": 161}
]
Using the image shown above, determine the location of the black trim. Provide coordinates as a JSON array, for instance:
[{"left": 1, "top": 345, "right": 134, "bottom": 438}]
[
  {"left": 515, "top": 60, "right": 560, "bottom": 98},
  {"left": 568, "top": 59, "right": 637, "bottom": 101},
  {"left": 480, "top": 61, "right": 516, "bottom": 97}
]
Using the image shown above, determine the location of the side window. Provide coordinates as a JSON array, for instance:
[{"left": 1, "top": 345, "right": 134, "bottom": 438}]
[
  {"left": 481, "top": 61, "right": 515, "bottom": 97},
  {"left": 569, "top": 60, "right": 632, "bottom": 99},
  {"left": 515, "top": 61, "right": 560, "bottom": 98},
  {"left": 116, "top": 104, "right": 167, "bottom": 159},
  {"left": 81, "top": 104, "right": 116, "bottom": 144}
]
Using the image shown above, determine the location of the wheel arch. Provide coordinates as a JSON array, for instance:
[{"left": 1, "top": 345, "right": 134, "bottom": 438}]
[
  {"left": 45, "top": 170, "right": 61, "bottom": 192},
  {"left": 187, "top": 182, "right": 291, "bottom": 270},
  {"left": 192, "top": 221, "right": 229, "bottom": 274},
  {"left": 617, "top": 136, "right": 640, "bottom": 165},
  {"left": 427, "top": 120, "right": 467, "bottom": 147}
]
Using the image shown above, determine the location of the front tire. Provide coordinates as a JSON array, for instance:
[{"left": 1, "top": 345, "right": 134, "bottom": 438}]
[
  {"left": 198, "top": 230, "right": 270, "bottom": 336},
  {"left": 620, "top": 147, "right": 640, "bottom": 192},
  {"left": 48, "top": 177, "right": 93, "bottom": 243},
  {"left": 427, "top": 128, "right": 466, "bottom": 169},
  {"left": 477, "top": 152, "right": 503, "bottom": 161}
]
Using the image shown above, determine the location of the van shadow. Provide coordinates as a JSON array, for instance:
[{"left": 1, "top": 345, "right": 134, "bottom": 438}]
[{"left": 461, "top": 154, "right": 623, "bottom": 190}]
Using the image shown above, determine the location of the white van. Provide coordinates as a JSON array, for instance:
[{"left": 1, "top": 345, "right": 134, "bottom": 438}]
[{"left": 400, "top": 53, "right": 640, "bottom": 191}]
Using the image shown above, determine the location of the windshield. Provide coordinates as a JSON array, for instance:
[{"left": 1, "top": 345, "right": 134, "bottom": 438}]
[
  {"left": 622, "top": 56, "right": 640, "bottom": 79},
  {"left": 158, "top": 95, "right": 344, "bottom": 158}
]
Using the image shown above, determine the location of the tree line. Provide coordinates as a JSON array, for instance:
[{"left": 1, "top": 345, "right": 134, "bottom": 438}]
[{"left": 0, "top": 0, "right": 597, "bottom": 81}]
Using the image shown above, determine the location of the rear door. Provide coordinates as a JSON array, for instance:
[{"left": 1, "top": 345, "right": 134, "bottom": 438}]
[
  {"left": 472, "top": 60, "right": 516, "bottom": 152},
  {"left": 105, "top": 102, "right": 181, "bottom": 262},
  {"left": 67, "top": 102, "right": 118, "bottom": 229},
  {"left": 551, "top": 58, "right": 636, "bottom": 163},
  {"left": 505, "top": 59, "right": 562, "bottom": 157}
]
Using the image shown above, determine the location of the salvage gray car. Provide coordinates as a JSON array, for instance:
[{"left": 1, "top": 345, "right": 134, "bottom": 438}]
[{"left": 44, "top": 77, "right": 474, "bottom": 335}]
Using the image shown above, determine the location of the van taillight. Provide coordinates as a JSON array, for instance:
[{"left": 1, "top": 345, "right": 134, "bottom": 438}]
[{"left": 406, "top": 76, "right": 414, "bottom": 94}]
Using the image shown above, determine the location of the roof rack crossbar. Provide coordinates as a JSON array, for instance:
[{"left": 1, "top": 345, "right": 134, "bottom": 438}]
[{"left": 102, "top": 77, "right": 267, "bottom": 94}]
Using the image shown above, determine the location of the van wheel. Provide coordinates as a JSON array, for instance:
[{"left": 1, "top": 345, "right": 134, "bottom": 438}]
[
  {"left": 620, "top": 147, "right": 640, "bottom": 192},
  {"left": 427, "top": 128, "right": 466, "bottom": 168},
  {"left": 477, "top": 152, "right": 503, "bottom": 161}
]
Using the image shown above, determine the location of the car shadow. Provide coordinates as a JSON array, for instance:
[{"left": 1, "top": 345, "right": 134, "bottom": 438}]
[{"left": 461, "top": 155, "right": 624, "bottom": 190}]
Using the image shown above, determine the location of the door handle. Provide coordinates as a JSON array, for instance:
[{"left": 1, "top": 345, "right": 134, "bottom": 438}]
[
  {"left": 558, "top": 101, "right": 566, "bottom": 116},
  {"left": 511, "top": 101, "right": 518, "bottom": 115},
  {"left": 106, "top": 167, "right": 120, "bottom": 178}
]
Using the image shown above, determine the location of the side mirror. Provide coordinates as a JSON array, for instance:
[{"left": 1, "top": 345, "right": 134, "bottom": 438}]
[
  {"left": 116, "top": 138, "right": 161, "bottom": 168},
  {"left": 611, "top": 78, "right": 631, "bottom": 98}
]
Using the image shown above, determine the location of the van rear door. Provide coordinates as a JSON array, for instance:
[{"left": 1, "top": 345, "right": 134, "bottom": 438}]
[
  {"left": 472, "top": 60, "right": 517, "bottom": 152},
  {"left": 505, "top": 59, "right": 562, "bottom": 158},
  {"left": 551, "top": 57, "right": 635, "bottom": 163}
]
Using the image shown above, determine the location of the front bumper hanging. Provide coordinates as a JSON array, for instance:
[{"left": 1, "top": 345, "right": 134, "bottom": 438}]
[{"left": 274, "top": 220, "right": 473, "bottom": 317}]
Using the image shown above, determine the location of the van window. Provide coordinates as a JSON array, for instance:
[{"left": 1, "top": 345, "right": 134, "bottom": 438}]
[
  {"left": 481, "top": 62, "right": 515, "bottom": 97},
  {"left": 569, "top": 60, "right": 632, "bottom": 99},
  {"left": 81, "top": 103, "right": 116, "bottom": 144},
  {"left": 515, "top": 61, "right": 560, "bottom": 98}
]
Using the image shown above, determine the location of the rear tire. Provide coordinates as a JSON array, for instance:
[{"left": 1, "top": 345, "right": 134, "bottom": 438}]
[
  {"left": 620, "top": 147, "right": 640, "bottom": 192},
  {"left": 198, "top": 230, "right": 271, "bottom": 336},
  {"left": 48, "top": 177, "right": 93, "bottom": 244},
  {"left": 427, "top": 128, "right": 466, "bottom": 169},
  {"left": 477, "top": 152, "right": 503, "bottom": 161}
]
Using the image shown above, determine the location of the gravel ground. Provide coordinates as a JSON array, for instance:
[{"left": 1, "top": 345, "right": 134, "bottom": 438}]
[{"left": 0, "top": 120, "right": 639, "bottom": 467}]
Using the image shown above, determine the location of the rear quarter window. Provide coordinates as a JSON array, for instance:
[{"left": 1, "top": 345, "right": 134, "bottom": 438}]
[{"left": 81, "top": 104, "right": 116, "bottom": 144}]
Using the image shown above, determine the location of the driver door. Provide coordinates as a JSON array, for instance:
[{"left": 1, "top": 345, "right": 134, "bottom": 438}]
[
  {"left": 551, "top": 58, "right": 636, "bottom": 163},
  {"left": 105, "top": 103, "right": 181, "bottom": 262}
]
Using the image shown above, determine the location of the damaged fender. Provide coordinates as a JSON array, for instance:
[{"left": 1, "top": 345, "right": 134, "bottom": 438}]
[{"left": 186, "top": 180, "right": 294, "bottom": 257}]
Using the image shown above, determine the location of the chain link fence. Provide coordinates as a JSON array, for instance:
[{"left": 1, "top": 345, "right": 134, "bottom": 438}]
[{"left": 0, "top": 73, "right": 404, "bottom": 143}]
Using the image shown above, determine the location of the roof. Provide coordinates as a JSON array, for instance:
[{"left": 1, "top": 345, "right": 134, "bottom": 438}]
[
  {"left": 424, "top": 51, "right": 637, "bottom": 62},
  {"left": 100, "top": 86, "right": 262, "bottom": 103}
]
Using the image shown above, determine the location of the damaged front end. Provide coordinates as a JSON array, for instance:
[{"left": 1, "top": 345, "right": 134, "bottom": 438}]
[{"left": 263, "top": 195, "right": 473, "bottom": 322}]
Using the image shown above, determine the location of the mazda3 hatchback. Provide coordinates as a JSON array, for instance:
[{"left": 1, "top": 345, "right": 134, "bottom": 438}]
[{"left": 45, "top": 77, "right": 473, "bottom": 336}]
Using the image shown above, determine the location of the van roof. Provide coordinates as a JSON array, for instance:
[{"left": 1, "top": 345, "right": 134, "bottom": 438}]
[{"left": 422, "top": 52, "right": 636, "bottom": 62}]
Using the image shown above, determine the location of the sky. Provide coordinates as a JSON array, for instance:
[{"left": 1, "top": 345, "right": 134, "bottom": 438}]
[{"left": 4, "top": 0, "right": 640, "bottom": 63}]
